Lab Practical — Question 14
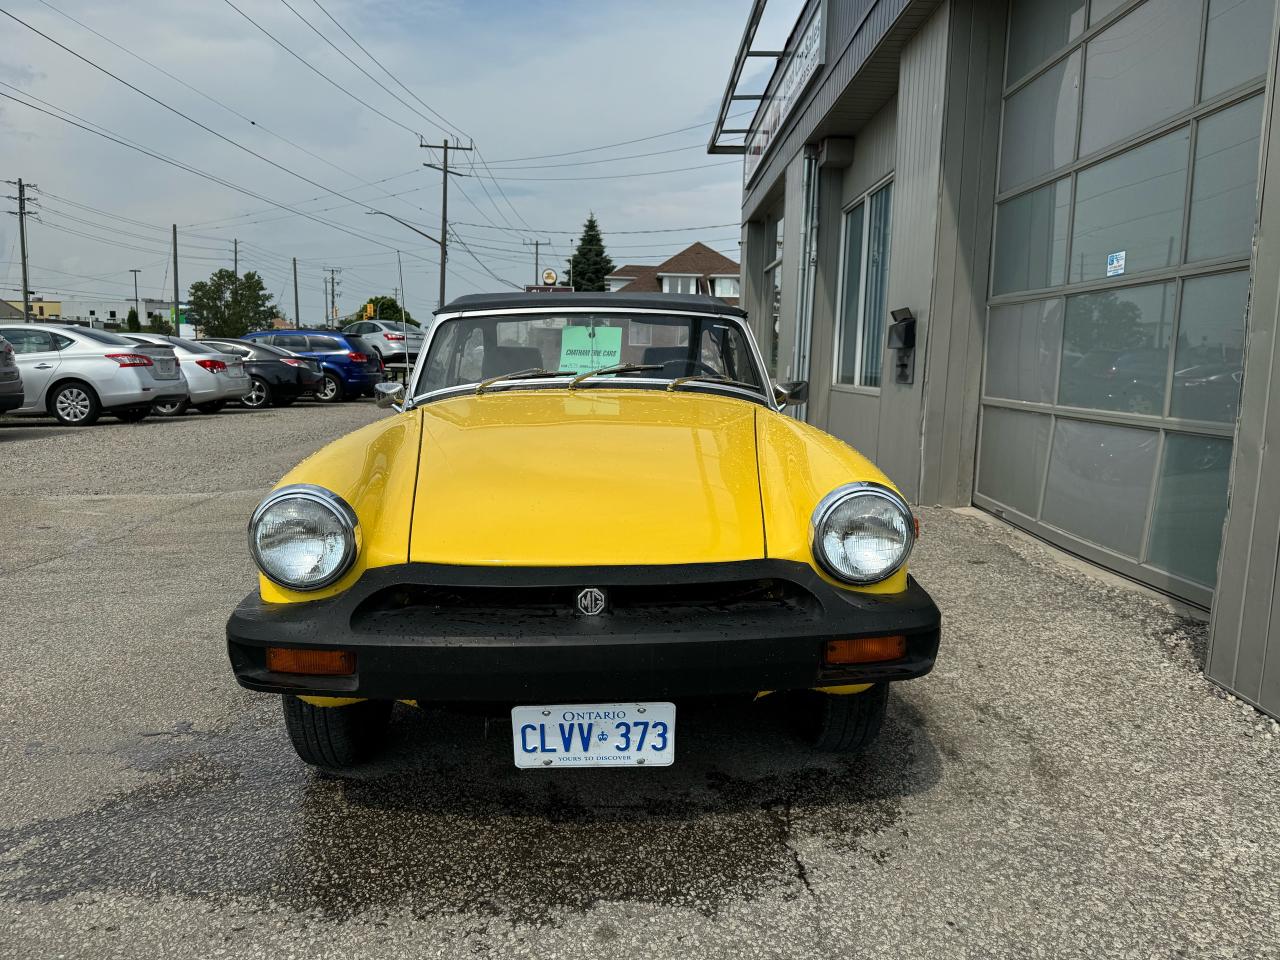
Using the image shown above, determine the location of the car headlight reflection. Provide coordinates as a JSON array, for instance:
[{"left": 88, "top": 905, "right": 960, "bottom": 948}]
[
  {"left": 249, "top": 484, "right": 359, "bottom": 590},
  {"left": 811, "top": 483, "right": 915, "bottom": 585}
]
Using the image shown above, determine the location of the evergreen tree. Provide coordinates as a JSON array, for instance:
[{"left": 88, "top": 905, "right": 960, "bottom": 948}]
[
  {"left": 125, "top": 307, "right": 140, "bottom": 332},
  {"left": 566, "top": 214, "right": 614, "bottom": 292}
]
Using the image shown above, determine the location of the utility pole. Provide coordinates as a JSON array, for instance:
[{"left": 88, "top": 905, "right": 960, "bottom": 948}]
[
  {"left": 233, "top": 238, "right": 238, "bottom": 278},
  {"left": 420, "top": 137, "right": 473, "bottom": 308},
  {"left": 171, "top": 224, "right": 180, "bottom": 335},
  {"left": 5, "top": 178, "right": 36, "bottom": 322},
  {"left": 325, "top": 268, "right": 341, "bottom": 327},
  {"left": 129, "top": 269, "right": 141, "bottom": 325},
  {"left": 523, "top": 239, "right": 552, "bottom": 284},
  {"left": 292, "top": 258, "right": 300, "bottom": 329}
]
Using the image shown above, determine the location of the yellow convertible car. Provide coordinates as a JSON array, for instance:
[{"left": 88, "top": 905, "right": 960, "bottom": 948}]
[{"left": 227, "top": 292, "right": 940, "bottom": 770}]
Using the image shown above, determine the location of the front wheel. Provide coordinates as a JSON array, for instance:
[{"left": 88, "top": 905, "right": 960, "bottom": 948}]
[
  {"left": 152, "top": 397, "right": 190, "bottom": 417},
  {"left": 803, "top": 683, "right": 888, "bottom": 753},
  {"left": 281, "top": 696, "right": 392, "bottom": 769},
  {"left": 315, "top": 373, "right": 343, "bottom": 403},
  {"left": 49, "top": 381, "right": 101, "bottom": 426}
]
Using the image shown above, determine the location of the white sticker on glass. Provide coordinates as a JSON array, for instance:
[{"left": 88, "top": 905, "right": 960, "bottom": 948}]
[{"left": 1106, "top": 251, "right": 1126, "bottom": 277}]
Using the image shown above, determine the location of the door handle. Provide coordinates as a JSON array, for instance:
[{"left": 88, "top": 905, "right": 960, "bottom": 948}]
[{"left": 34, "top": 363, "right": 53, "bottom": 369}]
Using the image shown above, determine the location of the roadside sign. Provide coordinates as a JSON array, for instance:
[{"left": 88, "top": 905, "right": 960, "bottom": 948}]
[
  {"left": 542, "top": 268, "right": 558, "bottom": 285},
  {"left": 523, "top": 285, "right": 575, "bottom": 293}
]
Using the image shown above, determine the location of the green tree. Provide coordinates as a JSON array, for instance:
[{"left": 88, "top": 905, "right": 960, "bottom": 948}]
[
  {"left": 187, "top": 268, "right": 276, "bottom": 338},
  {"left": 354, "top": 296, "right": 416, "bottom": 326},
  {"left": 126, "top": 307, "right": 140, "bottom": 332},
  {"left": 565, "top": 214, "right": 614, "bottom": 292}
]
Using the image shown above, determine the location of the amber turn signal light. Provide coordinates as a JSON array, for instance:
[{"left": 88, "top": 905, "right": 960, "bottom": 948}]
[
  {"left": 824, "top": 635, "right": 906, "bottom": 665},
  {"left": 266, "top": 646, "right": 356, "bottom": 676}
]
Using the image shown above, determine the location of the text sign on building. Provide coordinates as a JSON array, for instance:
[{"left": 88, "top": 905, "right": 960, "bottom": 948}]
[{"left": 743, "top": 4, "right": 825, "bottom": 187}]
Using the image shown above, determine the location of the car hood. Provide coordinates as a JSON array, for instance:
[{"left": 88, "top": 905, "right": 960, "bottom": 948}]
[{"left": 408, "top": 390, "right": 766, "bottom": 566}]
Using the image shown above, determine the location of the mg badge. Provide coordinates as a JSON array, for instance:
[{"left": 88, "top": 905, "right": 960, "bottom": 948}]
[{"left": 576, "top": 587, "right": 607, "bottom": 616}]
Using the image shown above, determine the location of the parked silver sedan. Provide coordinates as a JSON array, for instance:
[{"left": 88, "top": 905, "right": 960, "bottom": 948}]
[
  {"left": 0, "top": 334, "right": 22, "bottom": 415},
  {"left": 341, "top": 319, "right": 424, "bottom": 362},
  {"left": 0, "top": 323, "right": 185, "bottom": 425},
  {"left": 125, "top": 334, "right": 252, "bottom": 416}
]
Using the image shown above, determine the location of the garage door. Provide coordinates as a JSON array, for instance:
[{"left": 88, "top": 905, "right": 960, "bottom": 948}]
[{"left": 973, "top": 0, "right": 1272, "bottom": 607}]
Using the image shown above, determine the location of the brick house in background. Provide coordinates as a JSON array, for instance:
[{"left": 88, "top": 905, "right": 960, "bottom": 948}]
[{"left": 606, "top": 242, "right": 740, "bottom": 305}]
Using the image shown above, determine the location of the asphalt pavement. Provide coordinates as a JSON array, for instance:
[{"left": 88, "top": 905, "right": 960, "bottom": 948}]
[{"left": 1, "top": 401, "right": 1278, "bottom": 959}]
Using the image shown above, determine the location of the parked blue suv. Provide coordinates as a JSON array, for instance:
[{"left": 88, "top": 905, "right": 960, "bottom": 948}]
[{"left": 242, "top": 330, "right": 384, "bottom": 402}]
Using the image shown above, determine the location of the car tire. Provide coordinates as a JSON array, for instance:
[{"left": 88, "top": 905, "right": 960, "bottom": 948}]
[
  {"left": 114, "top": 407, "right": 150, "bottom": 423},
  {"left": 315, "top": 373, "right": 343, "bottom": 403},
  {"left": 805, "top": 683, "right": 888, "bottom": 753},
  {"left": 48, "top": 381, "right": 101, "bottom": 426},
  {"left": 281, "top": 696, "right": 392, "bottom": 769},
  {"left": 196, "top": 400, "right": 226, "bottom": 414},
  {"left": 153, "top": 397, "right": 190, "bottom": 417},
  {"left": 241, "top": 377, "right": 272, "bottom": 409}
]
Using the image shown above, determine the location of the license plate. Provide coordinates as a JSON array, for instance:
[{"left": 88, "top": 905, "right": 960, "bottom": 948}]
[{"left": 511, "top": 702, "right": 675, "bottom": 769}]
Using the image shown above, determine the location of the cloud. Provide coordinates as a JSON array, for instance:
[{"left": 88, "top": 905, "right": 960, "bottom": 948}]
[{"left": 1, "top": 0, "right": 755, "bottom": 318}]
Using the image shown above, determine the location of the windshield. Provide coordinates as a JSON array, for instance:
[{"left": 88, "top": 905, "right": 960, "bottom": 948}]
[{"left": 417, "top": 312, "right": 764, "bottom": 398}]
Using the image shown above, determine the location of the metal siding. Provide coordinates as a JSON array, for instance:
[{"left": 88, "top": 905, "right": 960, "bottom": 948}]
[
  {"left": 1208, "top": 7, "right": 1280, "bottom": 716},
  {"left": 818, "top": 97, "right": 899, "bottom": 457},
  {"left": 872, "top": 0, "right": 950, "bottom": 502},
  {"left": 740, "top": 219, "right": 771, "bottom": 348},
  {"left": 743, "top": 0, "right": 944, "bottom": 221},
  {"left": 806, "top": 165, "right": 848, "bottom": 429},
  {"left": 842, "top": 98, "right": 898, "bottom": 202},
  {"left": 774, "top": 155, "right": 809, "bottom": 381},
  {"left": 918, "top": 0, "right": 1008, "bottom": 505}
]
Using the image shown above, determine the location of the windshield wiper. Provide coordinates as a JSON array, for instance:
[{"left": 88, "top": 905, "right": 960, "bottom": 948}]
[
  {"left": 667, "top": 374, "right": 762, "bottom": 393},
  {"left": 474, "top": 368, "right": 575, "bottom": 395},
  {"left": 568, "top": 362, "right": 664, "bottom": 389}
]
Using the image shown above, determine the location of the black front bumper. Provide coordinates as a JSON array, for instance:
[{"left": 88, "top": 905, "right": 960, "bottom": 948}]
[{"left": 227, "top": 561, "right": 941, "bottom": 702}]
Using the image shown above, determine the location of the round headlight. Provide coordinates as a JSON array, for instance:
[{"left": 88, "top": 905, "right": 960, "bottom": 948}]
[
  {"left": 249, "top": 484, "right": 359, "bottom": 590},
  {"left": 810, "top": 483, "right": 915, "bottom": 585}
]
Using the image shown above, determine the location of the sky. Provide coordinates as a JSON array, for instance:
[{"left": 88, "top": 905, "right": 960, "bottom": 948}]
[{"left": 0, "top": 0, "right": 804, "bottom": 324}]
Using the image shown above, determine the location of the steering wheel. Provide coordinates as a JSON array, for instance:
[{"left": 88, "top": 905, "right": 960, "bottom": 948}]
[{"left": 662, "top": 360, "right": 720, "bottom": 378}]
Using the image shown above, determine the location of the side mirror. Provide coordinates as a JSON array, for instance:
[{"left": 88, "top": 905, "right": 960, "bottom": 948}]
[
  {"left": 374, "top": 381, "right": 405, "bottom": 410},
  {"left": 774, "top": 380, "right": 809, "bottom": 407}
]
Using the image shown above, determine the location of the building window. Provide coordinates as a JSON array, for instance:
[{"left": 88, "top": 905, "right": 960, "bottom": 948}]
[
  {"left": 628, "top": 324, "right": 652, "bottom": 346},
  {"left": 662, "top": 276, "right": 698, "bottom": 295},
  {"left": 835, "top": 180, "right": 893, "bottom": 388},
  {"left": 713, "top": 277, "right": 740, "bottom": 298}
]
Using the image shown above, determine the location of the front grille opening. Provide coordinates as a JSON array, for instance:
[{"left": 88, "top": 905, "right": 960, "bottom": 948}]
[{"left": 351, "top": 577, "right": 819, "bottom": 631}]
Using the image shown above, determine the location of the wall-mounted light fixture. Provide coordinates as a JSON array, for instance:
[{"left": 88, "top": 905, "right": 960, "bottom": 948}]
[{"left": 887, "top": 307, "right": 916, "bottom": 385}]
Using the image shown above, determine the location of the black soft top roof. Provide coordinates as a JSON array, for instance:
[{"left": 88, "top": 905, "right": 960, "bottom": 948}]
[{"left": 436, "top": 291, "right": 747, "bottom": 318}]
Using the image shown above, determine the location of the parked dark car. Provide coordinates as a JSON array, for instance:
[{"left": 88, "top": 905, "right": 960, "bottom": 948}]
[
  {"left": 241, "top": 330, "right": 384, "bottom": 402},
  {"left": 199, "top": 337, "right": 326, "bottom": 409}
]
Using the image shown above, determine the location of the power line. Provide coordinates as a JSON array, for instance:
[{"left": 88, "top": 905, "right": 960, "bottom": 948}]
[
  {"left": 274, "top": 0, "right": 452, "bottom": 139},
  {"left": 29, "top": 0, "right": 413, "bottom": 200},
  {"left": 218, "top": 0, "right": 422, "bottom": 139},
  {"left": 0, "top": 8, "right": 440, "bottom": 236},
  {"left": 0, "top": 88, "right": 443, "bottom": 257},
  {"left": 476, "top": 160, "right": 739, "bottom": 182},
  {"left": 483, "top": 141, "right": 710, "bottom": 170},
  {"left": 452, "top": 220, "right": 742, "bottom": 236},
  {"left": 307, "top": 0, "right": 468, "bottom": 141},
  {"left": 487, "top": 111, "right": 755, "bottom": 164}
]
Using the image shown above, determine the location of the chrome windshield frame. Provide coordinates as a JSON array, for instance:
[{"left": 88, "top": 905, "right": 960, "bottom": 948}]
[{"left": 403, "top": 306, "right": 779, "bottom": 411}]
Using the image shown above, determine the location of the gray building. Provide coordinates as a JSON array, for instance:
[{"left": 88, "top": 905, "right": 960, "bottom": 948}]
[{"left": 712, "top": 0, "right": 1280, "bottom": 717}]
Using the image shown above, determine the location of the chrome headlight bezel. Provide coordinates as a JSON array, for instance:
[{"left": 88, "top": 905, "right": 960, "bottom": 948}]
[
  {"left": 809, "top": 482, "right": 916, "bottom": 585},
  {"left": 248, "top": 483, "right": 360, "bottom": 591}
]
